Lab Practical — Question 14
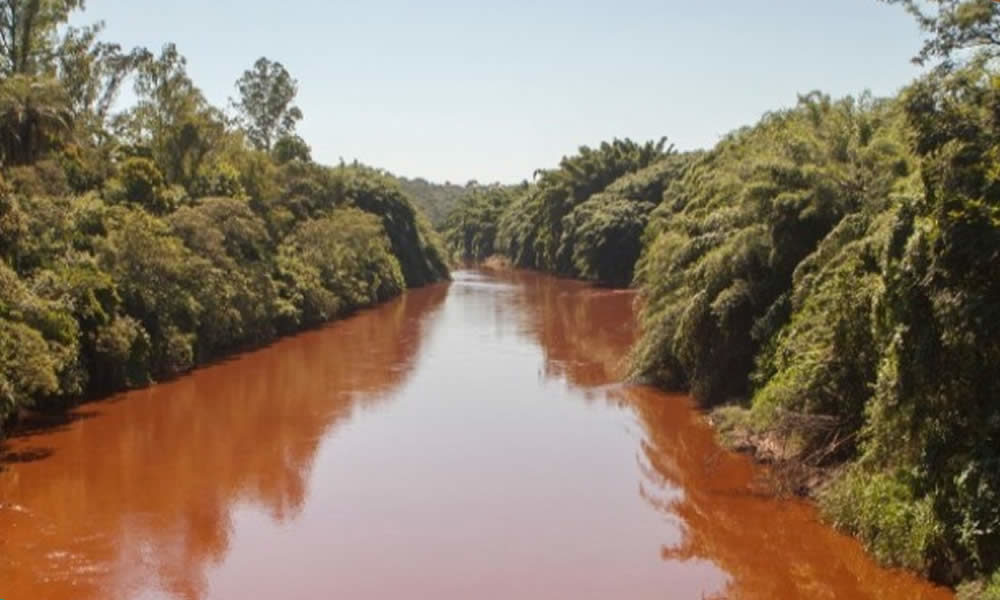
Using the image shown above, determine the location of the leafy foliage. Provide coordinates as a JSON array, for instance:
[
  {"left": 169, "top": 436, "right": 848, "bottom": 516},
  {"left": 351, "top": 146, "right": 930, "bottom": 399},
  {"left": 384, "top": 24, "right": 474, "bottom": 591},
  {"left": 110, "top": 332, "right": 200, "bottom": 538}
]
[
  {"left": 0, "top": 74, "right": 72, "bottom": 164},
  {"left": 821, "top": 468, "right": 943, "bottom": 571},
  {"left": 0, "top": 0, "right": 86, "bottom": 76},
  {"left": 631, "top": 62, "right": 1000, "bottom": 588},
  {"left": 497, "top": 138, "right": 671, "bottom": 276},
  {"left": 563, "top": 153, "right": 693, "bottom": 286},
  {"left": 0, "top": 8, "right": 448, "bottom": 437},
  {"left": 395, "top": 176, "right": 477, "bottom": 227},
  {"left": 232, "top": 57, "right": 303, "bottom": 152},
  {"left": 272, "top": 134, "right": 311, "bottom": 164},
  {"left": 441, "top": 185, "right": 520, "bottom": 262},
  {"left": 634, "top": 93, "right": 912, "bottom": 404},
  {"left": 439, "top": 138, "right": 689, "bottom": 285},
  {"left": 881, "top": 0, "right": 1000, "bottom": 66}
]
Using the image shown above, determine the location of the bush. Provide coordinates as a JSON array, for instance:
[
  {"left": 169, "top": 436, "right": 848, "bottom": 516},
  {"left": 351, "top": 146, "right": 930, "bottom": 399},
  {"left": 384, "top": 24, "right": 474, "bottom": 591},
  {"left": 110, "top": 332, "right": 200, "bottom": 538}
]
[
  {"left": 958, "top": 571, "right": 1000, "bottom": 600},
  {"left": 92, "top": 315, "right": 152, "bottom": 390},
  {"left": 278, "top": 208, "right": 405, "bottom": 313},
  {"left": 191, "top": 162, "right": 246, "bottom": 199},
  {"left": 340, "top": 166, "right": 449, "bottom": 287},
  {"left": 107, "top": 157, "right": 172, "bottom": 213},
  {"left": 272, "top": 135, "right": 311, "bottom": 164},
  {"left": 821, "top": 468, "right": 943, "bottom": 572},
  {"left": 565, "top": 196, "right": 654, "bottom": 287}
]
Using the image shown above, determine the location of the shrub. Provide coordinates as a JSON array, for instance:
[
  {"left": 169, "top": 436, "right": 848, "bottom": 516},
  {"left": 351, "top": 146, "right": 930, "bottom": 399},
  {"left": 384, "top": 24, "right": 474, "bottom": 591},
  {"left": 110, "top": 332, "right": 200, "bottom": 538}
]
[
  {"left": 821, "top": 468, "right": 943, "bottom": 572},
  {"left": 107, "top": 157, "right": 172, "bottom": 213}
]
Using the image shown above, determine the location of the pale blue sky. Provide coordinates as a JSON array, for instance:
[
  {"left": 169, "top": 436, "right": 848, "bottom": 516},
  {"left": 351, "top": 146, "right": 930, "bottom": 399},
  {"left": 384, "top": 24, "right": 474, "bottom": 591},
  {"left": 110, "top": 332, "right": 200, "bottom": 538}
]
[{"left": 73, "top": 0, "right": 928, "bottom": 183}]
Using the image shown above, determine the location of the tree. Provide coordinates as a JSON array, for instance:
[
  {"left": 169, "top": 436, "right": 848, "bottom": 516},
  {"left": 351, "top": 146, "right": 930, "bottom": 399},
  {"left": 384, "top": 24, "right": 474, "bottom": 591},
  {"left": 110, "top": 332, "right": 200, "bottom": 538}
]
[
  {"left": 442, "top": 186, "right": 516, "bottom": 262},
  {"left": 117, "top": 44, "right": 231, "bottom": 186},
  {"left": 495, "top": 137, "right": 670, "bottom": 275},
  {"left": 124, "top": 43, "right": 200, "bottom": 145},
  {"left": 0, "top": 0, "right": 85, "bottom": 75},
  {"left": 882, "top": 0, "right": 1000, "bottom": 65},
  {"left": 232, "top": 57, "right": 302, "bottom": 152},
  {"left": 272, "top": 134, "right": 310, "bottom": 164},
  {"left": 56, "top": 25, "right": 149, "bottom": 127},
  {"left": 0, "top": 73, "right": 72, "bottom": 164}
]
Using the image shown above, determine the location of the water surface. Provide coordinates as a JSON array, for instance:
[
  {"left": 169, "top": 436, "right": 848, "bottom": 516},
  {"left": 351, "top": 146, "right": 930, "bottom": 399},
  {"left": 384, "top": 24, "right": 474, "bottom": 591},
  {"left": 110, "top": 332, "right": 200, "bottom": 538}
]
[{"left": 0, "top": 270, "right": 952, "bottom": 599}]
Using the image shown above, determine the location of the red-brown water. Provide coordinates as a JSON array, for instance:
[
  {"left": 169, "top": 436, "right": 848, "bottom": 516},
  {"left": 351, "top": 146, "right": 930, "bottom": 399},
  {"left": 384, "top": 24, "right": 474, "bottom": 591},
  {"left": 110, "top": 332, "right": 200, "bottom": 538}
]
[{"left": 0, "top": 270, "right": 953, "bottom": 599}]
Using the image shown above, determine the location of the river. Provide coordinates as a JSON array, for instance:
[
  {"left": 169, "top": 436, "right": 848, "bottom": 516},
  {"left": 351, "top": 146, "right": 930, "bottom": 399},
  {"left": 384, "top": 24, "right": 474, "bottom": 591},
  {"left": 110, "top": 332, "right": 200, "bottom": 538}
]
[{"left": 0, "top": 269, "right": 952, "bottom": 599}]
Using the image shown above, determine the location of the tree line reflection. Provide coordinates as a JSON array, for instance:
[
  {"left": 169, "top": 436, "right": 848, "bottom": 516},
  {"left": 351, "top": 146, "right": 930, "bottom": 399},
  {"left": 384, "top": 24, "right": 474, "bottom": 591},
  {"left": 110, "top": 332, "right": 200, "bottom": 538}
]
[
  {"left": 0, "top": 284, "right": 449, "bottom": 600},
  {"left": 494, "top": 269, "right": 952, "bottom": 600}
]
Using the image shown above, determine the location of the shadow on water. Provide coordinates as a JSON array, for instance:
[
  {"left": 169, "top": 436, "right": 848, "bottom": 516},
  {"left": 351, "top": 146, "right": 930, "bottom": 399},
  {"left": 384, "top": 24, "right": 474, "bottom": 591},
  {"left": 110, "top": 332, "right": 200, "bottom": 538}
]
[
  {"left": 0, "top": 446, "right": 54, "bottom": 465},
  {"left": 6, "top": 409, "right": 100, "bottom": 439},
  {"left": 1, "top": 293, "right": 439, "bottom": 454},
  {"left": 1, "top": 411, "right": 101, "bottom": 470}
]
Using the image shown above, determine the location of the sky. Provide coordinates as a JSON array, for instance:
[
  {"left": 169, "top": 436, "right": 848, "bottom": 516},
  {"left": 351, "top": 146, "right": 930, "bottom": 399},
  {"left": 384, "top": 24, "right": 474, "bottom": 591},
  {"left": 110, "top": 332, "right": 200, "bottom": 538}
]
[{"left": 73, "top": 0, "right": 929, "bottom": 184}]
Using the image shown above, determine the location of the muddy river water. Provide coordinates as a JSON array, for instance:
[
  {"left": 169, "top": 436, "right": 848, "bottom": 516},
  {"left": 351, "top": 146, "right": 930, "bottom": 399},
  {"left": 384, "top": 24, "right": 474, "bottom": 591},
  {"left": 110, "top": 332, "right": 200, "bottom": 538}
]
[{"left": 0, "top": 269, "right": 953, "bottom": 599}]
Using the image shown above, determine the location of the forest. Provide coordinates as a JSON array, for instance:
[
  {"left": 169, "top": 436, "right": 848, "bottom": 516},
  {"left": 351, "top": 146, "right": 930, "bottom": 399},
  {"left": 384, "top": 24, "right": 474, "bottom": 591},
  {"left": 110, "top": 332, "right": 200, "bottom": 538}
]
[
  {"left": 0, "top": 2, "right": 449, "bottom": 437},
  {"left": 441, "top": 1, "right": 1000, "bottom": 596}
]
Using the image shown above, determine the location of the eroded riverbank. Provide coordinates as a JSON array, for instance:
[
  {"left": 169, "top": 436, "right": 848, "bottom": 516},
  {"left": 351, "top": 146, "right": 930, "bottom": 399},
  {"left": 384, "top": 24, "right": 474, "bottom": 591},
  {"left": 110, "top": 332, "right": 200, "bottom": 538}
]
[{"left": 0, "top": 270, "right": 952, "bottom": 599}]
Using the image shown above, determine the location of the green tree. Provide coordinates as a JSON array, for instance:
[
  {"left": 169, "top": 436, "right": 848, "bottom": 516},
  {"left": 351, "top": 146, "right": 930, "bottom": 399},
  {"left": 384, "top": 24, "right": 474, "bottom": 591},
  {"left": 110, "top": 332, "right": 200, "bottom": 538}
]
[
  {"left": 562, "top": 152, "right": 693, "bottom": 286},
  {"left": 496, "top": 137, "right": 670, "bottom": 276},
  {"left": 633, "top": 92, "right": 910, "bottom": 404},
  {"left": 232, "top": 57, "right": 303, "bottom": 152},
  {"left": 883, "top": 0, "right": 1000, "bottom": 65},
  {"left": 0, "top": 74, "right": 71, "bottom": 164},
  {"left": 0, "top": 0, "right": 84, "bottom": 75},
  {"left": 442, "top": 185, "right": 517, "bottom": 262},
  {"left": 117, "top": 44, "right": 230, "bottom": 187},
  {"left": 272, "top": 134, "right": 310, "bottom": 164},
  {"left": 56, "top": 26, "right": 148, "bottom": 129}
]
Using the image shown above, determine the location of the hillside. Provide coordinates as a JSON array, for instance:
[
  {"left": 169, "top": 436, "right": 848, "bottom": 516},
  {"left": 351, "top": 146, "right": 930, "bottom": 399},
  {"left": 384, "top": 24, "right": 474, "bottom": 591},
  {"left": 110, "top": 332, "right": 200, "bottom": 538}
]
[{"left": 394, "top": 176, "right": 476, "bottom": 227}]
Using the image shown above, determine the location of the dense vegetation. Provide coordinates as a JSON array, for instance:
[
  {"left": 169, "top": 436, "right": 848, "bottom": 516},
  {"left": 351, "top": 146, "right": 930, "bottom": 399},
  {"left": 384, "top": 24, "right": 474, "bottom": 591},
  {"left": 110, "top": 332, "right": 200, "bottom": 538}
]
[
  {"left": 441, "top": 184, "right": 521, "bottom": 263},
  {"left": 0, "top": 1, "right": 448, "bottom": 436},
  {"left": 2, "top": 0, "right": 998, "bottom": 595},
  {"left": 443, "top": 138, "right": 694, "bottom": 286},
  {"left": 634, "top": 76, "right": 998, "bottom": 590},
  {"left": 440, "top": 1, "right": 1000, "bottom": 594}
]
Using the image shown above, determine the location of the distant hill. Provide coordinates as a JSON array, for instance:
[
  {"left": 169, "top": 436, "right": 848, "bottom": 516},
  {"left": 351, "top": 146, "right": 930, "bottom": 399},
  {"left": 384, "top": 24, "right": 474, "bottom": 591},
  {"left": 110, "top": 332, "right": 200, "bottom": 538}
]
[{"left": 394, "top": 176, "right": 475, "bottom": 227}]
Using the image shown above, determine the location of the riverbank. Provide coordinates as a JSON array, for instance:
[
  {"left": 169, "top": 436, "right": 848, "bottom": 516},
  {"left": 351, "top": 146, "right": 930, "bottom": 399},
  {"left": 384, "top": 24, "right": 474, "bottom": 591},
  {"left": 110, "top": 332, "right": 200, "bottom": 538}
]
[
  {"left": 1, "top": 160, "right": 451, "bottom": 442},
  {"left": 438, "top": 66, "right": 1000, "bottom": 595},
  {"left": 0, "top": 276, "right": 445, "bottom": 448}
]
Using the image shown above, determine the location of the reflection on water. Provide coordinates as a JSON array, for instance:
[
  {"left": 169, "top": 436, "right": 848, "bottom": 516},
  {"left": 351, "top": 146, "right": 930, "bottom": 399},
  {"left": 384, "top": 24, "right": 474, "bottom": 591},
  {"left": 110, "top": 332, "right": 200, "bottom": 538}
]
[
  {"left": 0, "top": 286, "right": 448, "bottom": 599},
  {"left": 0, "top": 270, "right": 952, "bottom": 599}
]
